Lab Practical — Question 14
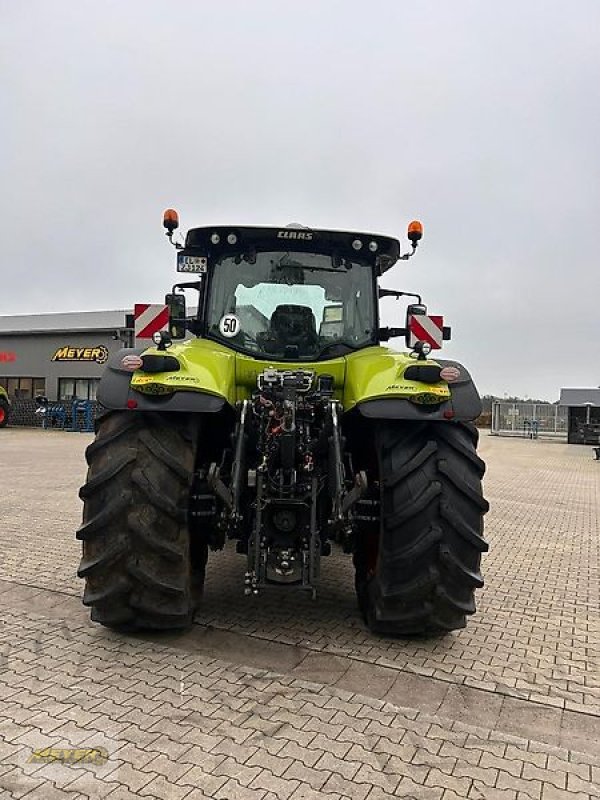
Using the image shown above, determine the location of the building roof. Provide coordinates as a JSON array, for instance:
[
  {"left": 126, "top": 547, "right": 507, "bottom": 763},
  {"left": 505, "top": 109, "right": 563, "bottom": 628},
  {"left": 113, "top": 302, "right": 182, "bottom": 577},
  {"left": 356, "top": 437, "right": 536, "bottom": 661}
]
[
  {"left": 559, "top": 388, "right": 600, "bottom": 407},
  {"left": 0, "top": 310, "right": 130, "bottom": 335}
]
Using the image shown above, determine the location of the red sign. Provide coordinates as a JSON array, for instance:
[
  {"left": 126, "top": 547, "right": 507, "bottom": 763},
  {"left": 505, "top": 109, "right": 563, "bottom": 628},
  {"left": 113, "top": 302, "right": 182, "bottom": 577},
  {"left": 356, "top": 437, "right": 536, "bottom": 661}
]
[
  {"left": 0, "top": 352, "right": 16, "bottom": 363},
  {"left": 408, "top": 314, "right": 444, "bottom": 349},
  {"left": 134, "top": 304, "right": 170, "bottom": 341}
]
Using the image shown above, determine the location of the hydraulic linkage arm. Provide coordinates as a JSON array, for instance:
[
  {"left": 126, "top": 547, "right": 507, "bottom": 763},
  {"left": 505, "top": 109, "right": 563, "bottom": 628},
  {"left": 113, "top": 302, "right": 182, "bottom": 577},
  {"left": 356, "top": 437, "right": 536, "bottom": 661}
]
[
  {"left": 208, "top": 399, "right": 249, "bottom": 531},
  {"left": 329, "top": 401, "right": 368, "bottom": 526}
]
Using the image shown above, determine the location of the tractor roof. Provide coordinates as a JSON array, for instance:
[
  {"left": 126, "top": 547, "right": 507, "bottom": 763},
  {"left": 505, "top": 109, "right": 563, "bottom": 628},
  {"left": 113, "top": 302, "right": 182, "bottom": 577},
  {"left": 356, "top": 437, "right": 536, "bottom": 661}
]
[{"left": 184, "top": 225, "right": 402, "bottom": 273}]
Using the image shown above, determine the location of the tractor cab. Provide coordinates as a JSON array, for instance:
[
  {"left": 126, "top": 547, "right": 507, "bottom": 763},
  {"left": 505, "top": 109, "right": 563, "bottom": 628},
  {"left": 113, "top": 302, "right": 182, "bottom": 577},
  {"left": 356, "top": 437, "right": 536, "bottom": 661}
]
[{"left": 163, "top": 222, "right": 423, "bottom": 361}]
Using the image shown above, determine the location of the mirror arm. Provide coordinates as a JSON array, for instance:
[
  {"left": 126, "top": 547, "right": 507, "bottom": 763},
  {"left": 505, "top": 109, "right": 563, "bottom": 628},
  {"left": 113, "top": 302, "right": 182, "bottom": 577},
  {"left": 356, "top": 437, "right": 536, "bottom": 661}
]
[
  {"left": 399, "top": 243, "right": 418, "bottom": 260},
  {"left": 171, "top": 281, "right": 203, "bottom": 293},
  {"left": 378, "top": 327, "right": 407, "bottom": 342},
  {"left": 378, "top": 288, "right": 422, "bottom": 304}
]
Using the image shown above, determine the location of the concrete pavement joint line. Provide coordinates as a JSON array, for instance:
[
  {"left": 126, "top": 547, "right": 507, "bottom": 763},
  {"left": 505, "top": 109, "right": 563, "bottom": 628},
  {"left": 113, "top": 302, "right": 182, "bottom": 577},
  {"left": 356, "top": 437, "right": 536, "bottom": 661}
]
[
  {"left": 3, "top": 575, "right": 599, "bottom": 728},
  {"left": 1, "top": 583, "right": 600, "bottom": 759},
  {"left": 190, "top": 621, "right": 600, "bottom": 722},
  {"left": 0, "top": 573, "right": 598, "bottom": 729},
  {"left": 0, "top": 576, "right": 79, "bottom": 599},
  {"left": 1, "top": 604, "right": 598, "bottom": 800}
]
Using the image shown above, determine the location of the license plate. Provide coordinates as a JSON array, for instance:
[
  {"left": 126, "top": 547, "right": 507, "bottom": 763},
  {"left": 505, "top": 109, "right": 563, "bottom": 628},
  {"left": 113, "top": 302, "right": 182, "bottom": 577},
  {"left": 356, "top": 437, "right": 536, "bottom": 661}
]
[{"left": 177, "top": 255, "right": 207, "bottom": 273}]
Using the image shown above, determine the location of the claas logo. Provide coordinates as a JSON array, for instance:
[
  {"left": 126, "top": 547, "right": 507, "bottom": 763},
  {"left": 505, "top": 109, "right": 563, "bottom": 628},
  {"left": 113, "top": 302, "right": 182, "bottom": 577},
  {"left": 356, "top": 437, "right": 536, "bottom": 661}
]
[{"left": 51, "top": 346, "right": 109, "bottom": 365}]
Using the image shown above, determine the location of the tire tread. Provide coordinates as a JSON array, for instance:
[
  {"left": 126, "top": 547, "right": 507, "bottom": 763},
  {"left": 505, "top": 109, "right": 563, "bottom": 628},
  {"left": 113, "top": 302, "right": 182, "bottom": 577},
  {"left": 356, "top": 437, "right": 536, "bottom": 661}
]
[
  {"left": 356, "top": 420, "right": 488, "bottom": 635},
  {"left": 77, "top": 411, "right": 200, "bottom": 630}
]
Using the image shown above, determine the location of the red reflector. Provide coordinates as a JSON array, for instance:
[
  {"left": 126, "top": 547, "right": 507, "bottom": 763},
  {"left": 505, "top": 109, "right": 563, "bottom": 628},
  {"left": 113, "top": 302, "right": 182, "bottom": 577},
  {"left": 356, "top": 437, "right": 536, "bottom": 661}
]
[
  {"left": 121, "top": 354, "right": 144, "bottom": 371},
  {"left": 444, "top": 410, "right": 455, "bottom": 419},
  {"left": 126, "top": 399, "right": 138, "bottom": 409},
  {"left": 440, "top": 366, "right": 461, "bottom": 382}
]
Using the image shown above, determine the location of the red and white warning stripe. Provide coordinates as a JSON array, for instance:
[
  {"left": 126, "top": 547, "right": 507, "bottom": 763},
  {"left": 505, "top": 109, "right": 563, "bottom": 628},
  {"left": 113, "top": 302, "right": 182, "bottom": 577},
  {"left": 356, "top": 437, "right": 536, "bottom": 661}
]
[
  {"left": 134, "top": 303, "right": 169, "bottom": 341},
  {"left": 408, "top": 314, "right": 444, "bottom": 349}
]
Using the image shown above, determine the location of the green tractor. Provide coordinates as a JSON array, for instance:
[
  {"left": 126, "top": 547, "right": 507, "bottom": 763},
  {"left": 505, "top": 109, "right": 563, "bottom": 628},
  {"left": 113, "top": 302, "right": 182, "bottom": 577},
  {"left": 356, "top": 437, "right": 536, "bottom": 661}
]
[
  {"left": 77, "top": 212, "right": 488, "bottom": 635},
  {"left": 0, "top": 386, "right": 10, "bottom": 428}
]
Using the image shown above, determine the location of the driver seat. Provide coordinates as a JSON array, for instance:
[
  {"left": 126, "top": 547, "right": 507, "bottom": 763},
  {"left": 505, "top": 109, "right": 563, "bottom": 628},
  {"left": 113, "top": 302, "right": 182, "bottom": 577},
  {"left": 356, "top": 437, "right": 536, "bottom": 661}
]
[{"left": 265, "top": 304, "right": 319, "bottom": 354}]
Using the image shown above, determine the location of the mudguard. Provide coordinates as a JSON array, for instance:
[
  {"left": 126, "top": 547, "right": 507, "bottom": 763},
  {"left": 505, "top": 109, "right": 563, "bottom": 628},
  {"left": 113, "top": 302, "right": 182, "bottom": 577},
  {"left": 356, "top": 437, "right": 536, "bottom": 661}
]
[
  {"left": 97, "top": 346, "right": 227, "bottom": 413},
  {"left": 344, "top": 347, "right": 482, "bottom": 422}
]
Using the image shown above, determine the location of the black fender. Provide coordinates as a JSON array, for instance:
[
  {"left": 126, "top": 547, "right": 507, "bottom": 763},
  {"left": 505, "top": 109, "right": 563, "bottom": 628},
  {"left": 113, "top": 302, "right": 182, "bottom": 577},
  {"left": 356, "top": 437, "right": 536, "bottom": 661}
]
[
  {"left": 97, "top": 348, "right": 226, "bottom": 414},
  {"left": 356, "top": 359, "right": 482, "bottom": 422}
]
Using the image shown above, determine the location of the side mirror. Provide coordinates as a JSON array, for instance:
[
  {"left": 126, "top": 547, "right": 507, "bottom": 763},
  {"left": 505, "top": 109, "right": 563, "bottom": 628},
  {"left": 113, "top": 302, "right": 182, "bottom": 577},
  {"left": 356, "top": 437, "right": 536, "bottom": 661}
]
[{"left": 165, "top": 293, "right": 187, "bottom": 339}]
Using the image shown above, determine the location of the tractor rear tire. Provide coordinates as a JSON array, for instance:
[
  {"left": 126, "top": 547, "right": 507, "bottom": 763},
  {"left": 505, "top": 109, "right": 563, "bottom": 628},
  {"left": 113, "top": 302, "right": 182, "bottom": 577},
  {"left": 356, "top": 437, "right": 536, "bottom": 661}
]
[
  {"left": 0, "top": 399, "right": 9, "bottom": 428},
  {"left": 355, "top": 421, "right": 488, "bottom": 635},
  {"left": 77, "top": 411, "right": 202, "bottom": 630}
]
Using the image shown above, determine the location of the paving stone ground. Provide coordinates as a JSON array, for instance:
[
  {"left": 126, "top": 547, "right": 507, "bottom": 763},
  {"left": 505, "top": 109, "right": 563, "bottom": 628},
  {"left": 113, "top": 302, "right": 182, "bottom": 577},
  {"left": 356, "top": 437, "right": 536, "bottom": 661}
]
[{"left": 0, "top": 428, "right": 599, "bottom": 799}]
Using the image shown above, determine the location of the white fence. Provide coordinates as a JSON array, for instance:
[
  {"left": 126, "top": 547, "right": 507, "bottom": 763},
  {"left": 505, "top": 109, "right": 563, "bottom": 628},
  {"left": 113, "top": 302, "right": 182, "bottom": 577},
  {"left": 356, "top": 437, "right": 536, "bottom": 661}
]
[{"left": 491, "top": 402, "right": 567, "bottom": 439}]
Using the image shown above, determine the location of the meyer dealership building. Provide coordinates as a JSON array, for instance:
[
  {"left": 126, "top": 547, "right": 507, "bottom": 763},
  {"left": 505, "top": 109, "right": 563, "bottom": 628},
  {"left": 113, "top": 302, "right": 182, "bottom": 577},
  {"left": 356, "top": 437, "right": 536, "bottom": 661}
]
[{"left": 0, "top": 310, "right": 132, "bottom": 405}]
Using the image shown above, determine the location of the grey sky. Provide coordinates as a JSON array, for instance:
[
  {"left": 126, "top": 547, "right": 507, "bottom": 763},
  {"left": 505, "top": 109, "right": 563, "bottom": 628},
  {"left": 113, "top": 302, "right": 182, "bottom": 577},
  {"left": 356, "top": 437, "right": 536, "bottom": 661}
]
[{"left": 2, "top": 0, "right": 599, "bottom": 400}]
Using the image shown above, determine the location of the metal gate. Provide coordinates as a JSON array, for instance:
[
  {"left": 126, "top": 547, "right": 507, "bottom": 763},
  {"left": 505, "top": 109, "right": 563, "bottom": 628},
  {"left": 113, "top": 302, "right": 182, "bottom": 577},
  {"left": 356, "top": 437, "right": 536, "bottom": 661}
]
[{"left": 491, "top": 402, "right": 567, "bottom": 439}]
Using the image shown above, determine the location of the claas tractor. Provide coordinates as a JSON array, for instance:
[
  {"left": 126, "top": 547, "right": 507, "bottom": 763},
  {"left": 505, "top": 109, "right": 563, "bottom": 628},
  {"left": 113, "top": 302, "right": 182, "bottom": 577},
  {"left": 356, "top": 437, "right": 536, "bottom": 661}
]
[{"left": 77, "top": 212, "right": 488, "bottom": 635}]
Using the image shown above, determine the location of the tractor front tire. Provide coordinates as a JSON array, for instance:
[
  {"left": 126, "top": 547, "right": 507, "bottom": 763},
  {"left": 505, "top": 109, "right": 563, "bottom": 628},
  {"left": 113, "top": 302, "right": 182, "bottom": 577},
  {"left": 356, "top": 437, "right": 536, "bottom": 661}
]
[
  {"left": 355, "top": 421, "right": 489, "bottom": 635},
  {"left": 0, "top": 399, "right": 9, "bottom": 428},
  {"left": 77, "top": 411, "right": 201, "bottom": 630}
]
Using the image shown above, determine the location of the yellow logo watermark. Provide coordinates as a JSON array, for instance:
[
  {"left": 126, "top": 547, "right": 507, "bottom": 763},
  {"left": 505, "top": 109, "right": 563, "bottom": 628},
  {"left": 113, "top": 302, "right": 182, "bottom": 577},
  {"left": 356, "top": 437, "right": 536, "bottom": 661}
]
[{"left": 28, "top": 747, "right": 108, "bottom": 765}]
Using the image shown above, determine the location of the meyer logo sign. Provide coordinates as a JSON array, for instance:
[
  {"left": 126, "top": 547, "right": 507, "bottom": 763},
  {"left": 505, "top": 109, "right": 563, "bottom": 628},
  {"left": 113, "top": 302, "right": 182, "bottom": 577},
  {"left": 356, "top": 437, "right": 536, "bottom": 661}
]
[{"left": 51, "top": 346, "right": 109, "bottom": 365}]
